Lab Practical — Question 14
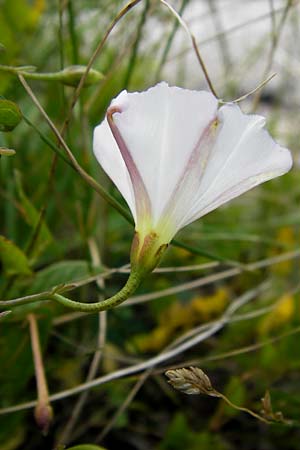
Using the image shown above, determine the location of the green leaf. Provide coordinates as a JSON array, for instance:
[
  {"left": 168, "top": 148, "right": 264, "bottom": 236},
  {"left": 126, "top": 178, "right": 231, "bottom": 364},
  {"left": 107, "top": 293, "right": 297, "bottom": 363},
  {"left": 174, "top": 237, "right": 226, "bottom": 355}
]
[
  {"left": 0, "top": 235, "right": 32, "bottom": 276},
  {"left": 14, "top": 170, "right": 52, "bottom": 260},
  {"left": 0, "top": 99, "right": 22, "bottom": 131},
  {"left": 159, "top": 413, "right": 230, "bottom": 450},
  {"left": 28, "top": 260, "right": 102, "bottom": 294}
]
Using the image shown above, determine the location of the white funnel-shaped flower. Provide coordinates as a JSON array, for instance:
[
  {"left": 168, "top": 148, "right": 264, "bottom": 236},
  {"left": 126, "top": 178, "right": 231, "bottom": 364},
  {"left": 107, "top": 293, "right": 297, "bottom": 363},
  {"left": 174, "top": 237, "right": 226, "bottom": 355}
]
[{"left": 93, "top": 82, "right": 292, "bottom": 268}]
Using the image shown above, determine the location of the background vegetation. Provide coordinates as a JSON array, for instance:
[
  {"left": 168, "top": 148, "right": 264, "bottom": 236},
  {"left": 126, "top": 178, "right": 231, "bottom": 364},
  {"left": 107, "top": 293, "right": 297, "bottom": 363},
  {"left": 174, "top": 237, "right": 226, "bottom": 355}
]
[{"left": 0, "top": 0, "right": 300, "bottom": 449}]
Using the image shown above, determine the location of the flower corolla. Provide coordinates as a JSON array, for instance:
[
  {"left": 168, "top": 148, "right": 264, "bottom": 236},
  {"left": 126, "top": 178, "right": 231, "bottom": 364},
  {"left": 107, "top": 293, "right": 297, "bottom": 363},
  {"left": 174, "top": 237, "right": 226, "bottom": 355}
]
[{"left": 93, "top": 82, "right": 292, "bottom": 271}]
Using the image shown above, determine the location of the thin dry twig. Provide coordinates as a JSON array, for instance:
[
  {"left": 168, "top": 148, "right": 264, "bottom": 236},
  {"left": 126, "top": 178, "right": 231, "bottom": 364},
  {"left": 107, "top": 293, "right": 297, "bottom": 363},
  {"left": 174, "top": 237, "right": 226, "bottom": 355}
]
[
  {"left": 66, "top": 0, "right": 143, "bottom": 128},
  {"left": 160, "top": 0, "right": 219, "bottom": 97},
  {"left": 170, "top": 325, "right": 300, "bottom": 370},
  {"left": 229, "top": 72, "right": 277, "bottom": 104}
]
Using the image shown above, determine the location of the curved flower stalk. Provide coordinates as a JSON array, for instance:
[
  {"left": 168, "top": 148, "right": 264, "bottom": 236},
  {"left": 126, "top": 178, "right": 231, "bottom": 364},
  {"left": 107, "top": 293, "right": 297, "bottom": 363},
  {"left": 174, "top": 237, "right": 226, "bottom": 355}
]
[{"left": 94, "top": 82, "right": 292, "bottom": 274}]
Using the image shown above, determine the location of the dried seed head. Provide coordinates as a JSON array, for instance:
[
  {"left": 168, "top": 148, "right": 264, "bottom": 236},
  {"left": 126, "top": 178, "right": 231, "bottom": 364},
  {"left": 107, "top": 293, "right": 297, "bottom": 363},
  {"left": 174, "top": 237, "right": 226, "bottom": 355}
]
[
  {"left": 165, "top": 367, "right": 220, "bottom": 397},
  {"left": 260, "top": 390, "right": 291, "bottom": 424}
]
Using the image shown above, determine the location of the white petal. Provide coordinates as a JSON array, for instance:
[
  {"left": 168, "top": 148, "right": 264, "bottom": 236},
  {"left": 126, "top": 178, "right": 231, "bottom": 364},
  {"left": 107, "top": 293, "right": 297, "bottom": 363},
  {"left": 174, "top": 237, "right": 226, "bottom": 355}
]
[
  {"left": 93, "top": 117, "right": 137, "bottom": 222},
  {"left": 180, "top": 103, "right": 292, "bottom": 226},
  {"left": 111, "top": 82, "right": 218, "bottom": 224}
]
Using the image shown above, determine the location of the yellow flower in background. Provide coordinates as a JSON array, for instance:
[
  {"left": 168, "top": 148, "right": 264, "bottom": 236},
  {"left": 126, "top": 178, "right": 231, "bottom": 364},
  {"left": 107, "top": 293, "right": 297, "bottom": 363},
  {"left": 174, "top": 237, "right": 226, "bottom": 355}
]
[
  {"left": 131, "top": 288, "right": 229, "bottom": 352},
  {"left": 258, "top": 294, "right": 295, "bottom": 335},
  {"left": 270, "top": 227, "right": 295, "bottom": 276}
]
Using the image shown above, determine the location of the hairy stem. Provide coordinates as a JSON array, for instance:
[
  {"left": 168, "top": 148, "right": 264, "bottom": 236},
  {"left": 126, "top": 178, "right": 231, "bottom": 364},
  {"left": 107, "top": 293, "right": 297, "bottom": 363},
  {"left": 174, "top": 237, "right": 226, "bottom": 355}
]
[
  {"left": 0, "top": 269, "right": 143, "bottom": 313},
  {"left": 51, "top": 269, "right": 143, "bottom": 312}
]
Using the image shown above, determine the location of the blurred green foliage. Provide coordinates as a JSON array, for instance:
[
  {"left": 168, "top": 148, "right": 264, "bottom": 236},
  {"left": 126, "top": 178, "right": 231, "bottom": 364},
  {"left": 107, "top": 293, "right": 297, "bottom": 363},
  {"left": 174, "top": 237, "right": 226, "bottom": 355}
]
[
  {"left": 1, "top": 0, "right": 300, "bottom": 449},
  {"left": 66, "top": 445, "right": 107, "bottom": 450}
]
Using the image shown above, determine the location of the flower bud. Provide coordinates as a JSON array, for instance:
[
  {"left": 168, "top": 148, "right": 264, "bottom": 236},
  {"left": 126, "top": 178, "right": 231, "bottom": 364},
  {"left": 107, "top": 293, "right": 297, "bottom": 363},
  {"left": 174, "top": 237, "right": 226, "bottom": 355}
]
[
  {"left": 34, "top": 401, "right": 53, "bottom": 435},
  {"left": 130, "top": 231, "right": 168, "bottom": 274},
  {"left": 0, "top": 99, "right": 22, "bottom": 132},
  {"left": 58, "top": 65, "right": 104, "bottom": 87}
]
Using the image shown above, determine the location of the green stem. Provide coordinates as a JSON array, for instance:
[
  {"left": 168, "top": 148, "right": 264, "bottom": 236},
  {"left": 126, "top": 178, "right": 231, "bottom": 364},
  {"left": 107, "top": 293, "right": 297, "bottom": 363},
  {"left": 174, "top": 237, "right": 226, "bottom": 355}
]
[
  {"left": 0, "top": 65, "right": 57, "bottom": 80},
  {"left": 0, "top": 64, "right": 36, "bottom": 74},
  {"left": 52, "top": 269, "right": 141, "bottom": 312},
  {"left": 22, "top": 115, "right": 74, "bottom": 166},
  {"left": 0, "top": 269, "right": 143, "bottom": 313},
  {"left": 67, "top": 0, "right": 80, "bottom": 65},
  {"left": 0, "top": 64, "right": 103, "bottom": 87},
  {"left": 15, "top": 71, "right": 66, "bottom": 82},
  {"left": 0, "top": 290, "right": 54, "bottom": 309}
]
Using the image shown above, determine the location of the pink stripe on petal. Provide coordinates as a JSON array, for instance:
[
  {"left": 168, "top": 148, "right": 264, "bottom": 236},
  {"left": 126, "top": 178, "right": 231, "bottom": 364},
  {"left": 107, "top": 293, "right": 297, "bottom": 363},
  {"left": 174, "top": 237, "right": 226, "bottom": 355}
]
[
  {"left": 158, "top": 116, "right": 219, "bottom": 234},
  {"left": 107, "top": 106, "right": 152, "bottom": 223}
]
